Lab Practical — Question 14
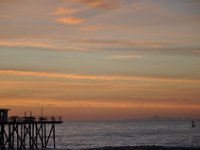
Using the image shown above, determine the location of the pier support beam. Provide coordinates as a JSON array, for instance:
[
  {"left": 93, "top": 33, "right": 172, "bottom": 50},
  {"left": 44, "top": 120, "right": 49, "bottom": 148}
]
[{"left": 0, "top": 116, "right": 62, "bottom": 150}]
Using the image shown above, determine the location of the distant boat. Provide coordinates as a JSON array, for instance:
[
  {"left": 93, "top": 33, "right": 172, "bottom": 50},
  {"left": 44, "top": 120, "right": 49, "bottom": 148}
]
[{"left": 192, "top": 121, "right": 195, "bottom": 128}]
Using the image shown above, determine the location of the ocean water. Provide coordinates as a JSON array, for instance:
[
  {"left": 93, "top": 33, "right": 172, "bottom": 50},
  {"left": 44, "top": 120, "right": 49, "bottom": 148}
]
[{"left": 48, "top": 120, "right": 200, "bottom": 149}]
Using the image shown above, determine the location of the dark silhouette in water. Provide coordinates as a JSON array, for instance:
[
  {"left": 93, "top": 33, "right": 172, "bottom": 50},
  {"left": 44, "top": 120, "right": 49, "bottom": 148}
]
[{"left": 192, "top": 121, "right": 195, "bottom": 128}]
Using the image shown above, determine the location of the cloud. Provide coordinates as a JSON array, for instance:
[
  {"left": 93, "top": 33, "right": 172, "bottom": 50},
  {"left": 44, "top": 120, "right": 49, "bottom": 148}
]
[
  {"left": 1, "top": 98, "right": 200, "bottom": 110},
  {"left": 184, "top": 0, "right": 200, "bottom": 6},
  {"left": 77, "top": 38, "right": 169, "bottom": 48},
  {"left": 0, "top": 38, "right": 167, "bottom": 51},
  {"left": 80, "top": 25, "right": 101, "bottom": 31},
  {"left": 0, "top": 40, "right": 58, "bottom": 49},
  {"left": 1, "top": 39, "right": 199, "bottom": 55},
  {"left": 0, "top": 69, "right": 200, "bottom": 83},
  {"left": 52, "top": 7, "right": 77, "bottom": 15},
  {"left": 132, "top": 1, "right": 162, "bottom": 13},
  {"left": 106, "top": 55, "right": 143, "bottom": 60},
  {"left": 76, "top": 0, "right": 120, "bottom": 10},
  {"left": 0, "top": 39, "right": 88, "bottom": 51},
  {"left": 56, "top": 17, "right": 84, "bottom": 24}
]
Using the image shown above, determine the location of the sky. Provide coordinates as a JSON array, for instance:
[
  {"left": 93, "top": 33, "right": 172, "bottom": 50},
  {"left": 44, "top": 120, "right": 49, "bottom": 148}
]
[{"left": 0, "top": 0, "right": 200, "bottom": 121}]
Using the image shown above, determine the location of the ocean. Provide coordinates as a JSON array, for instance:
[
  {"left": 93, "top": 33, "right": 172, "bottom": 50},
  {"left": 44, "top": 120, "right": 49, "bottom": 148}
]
[{"left": 47, "top": 120, "right": 200, "bottom": 149}]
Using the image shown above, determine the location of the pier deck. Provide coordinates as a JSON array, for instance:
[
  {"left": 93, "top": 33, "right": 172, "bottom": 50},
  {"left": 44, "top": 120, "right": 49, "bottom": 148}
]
[{"left": 1, "top": 116, "right": 63, "bottom": 124}]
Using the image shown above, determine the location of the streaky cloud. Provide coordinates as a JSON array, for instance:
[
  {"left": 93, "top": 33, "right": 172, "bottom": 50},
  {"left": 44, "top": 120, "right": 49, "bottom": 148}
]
[
  {"left": 76, "top": 38, "right": 169, "bottom": 48},
  {"left": 1, "top": 98, "right": 200, "bottom": 110},
  {"left": 0, "top": 69, "right": 200, "bottom": 83},
  {"left": 80, "top": 25, "right": 101, "bottom": 31},
  {"left": 105, "top": 55, "right": 143, "bottom": 60},
  {"left": 1, "top": 39, "right": 199, "bottom": 55},
  {"left": 0, "top": 40, "right": 58, "bottom": 50},
  {"left": 75, "top": 0, "right": 120, "bottom": 10},
  {"left": 0, "top": 40, "right": 88, "bottom": 51}
]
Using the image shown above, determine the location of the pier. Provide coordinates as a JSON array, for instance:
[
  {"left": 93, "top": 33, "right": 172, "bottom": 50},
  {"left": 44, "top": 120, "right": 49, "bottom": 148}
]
[{"left": 0, "top": 108, "right": 63, "bottom": 150}]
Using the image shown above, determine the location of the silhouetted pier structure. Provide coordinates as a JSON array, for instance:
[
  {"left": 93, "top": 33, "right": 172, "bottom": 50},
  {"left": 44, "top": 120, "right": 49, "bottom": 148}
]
[{"left": 0, "top": 109, "right": 63, "bottom": 149}]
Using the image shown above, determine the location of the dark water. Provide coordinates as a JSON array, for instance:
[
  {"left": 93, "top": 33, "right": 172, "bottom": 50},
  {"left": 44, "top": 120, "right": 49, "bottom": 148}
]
[{"left": 48, "top": 120, "right": 200, "bottom": 149}]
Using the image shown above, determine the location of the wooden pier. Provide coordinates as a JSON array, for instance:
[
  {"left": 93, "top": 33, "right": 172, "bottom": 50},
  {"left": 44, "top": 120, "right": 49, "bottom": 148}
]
[{"left": 0, "top": 109, "right": 63, "bottom": 150}]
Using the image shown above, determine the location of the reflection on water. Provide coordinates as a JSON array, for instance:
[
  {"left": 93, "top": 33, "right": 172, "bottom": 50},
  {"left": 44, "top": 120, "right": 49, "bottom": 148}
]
[{"left": 47, "top": 120, "right": 200, "bottom": 149}]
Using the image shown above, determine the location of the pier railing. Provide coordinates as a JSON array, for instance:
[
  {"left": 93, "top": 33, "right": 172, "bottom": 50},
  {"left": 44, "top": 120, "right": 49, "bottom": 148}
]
[{"left": 4, "top": 116, "right": 62, "bottom": 123}]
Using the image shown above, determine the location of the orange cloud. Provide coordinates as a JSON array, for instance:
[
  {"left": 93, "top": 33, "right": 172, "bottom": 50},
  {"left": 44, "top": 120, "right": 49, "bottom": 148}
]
[
  {"left": 0, "top": 40, "right": 58, "bottom": 49},
  {"left": 0, "top": 69, "right": 200, "bottom": 83},
  {"left": 56, "top": 17, "right": 84, "bottom": 24},
  {"left": 1, "top": 98, "right": 200, "bottom": 110},
  {"left": 3, "top": 98, "right": 200, "bottom": 120},
  {"left": 76, "top": 0, "right": 120, "bottom": 10},
  {"left": 52, "top": 7, "right": 77, "bottom": 15},
  {"left": 0, "top": 40, "right": 89, "bottom": 51}
]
